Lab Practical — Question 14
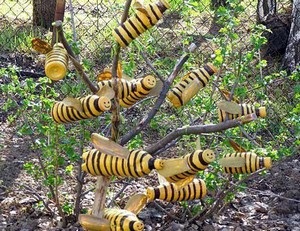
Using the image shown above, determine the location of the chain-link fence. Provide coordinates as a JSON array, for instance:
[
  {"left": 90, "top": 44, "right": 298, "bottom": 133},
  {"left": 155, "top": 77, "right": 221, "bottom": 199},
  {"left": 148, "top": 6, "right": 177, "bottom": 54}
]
[{"left": 0, "top": 0, "right": 291, "bottom": 73}]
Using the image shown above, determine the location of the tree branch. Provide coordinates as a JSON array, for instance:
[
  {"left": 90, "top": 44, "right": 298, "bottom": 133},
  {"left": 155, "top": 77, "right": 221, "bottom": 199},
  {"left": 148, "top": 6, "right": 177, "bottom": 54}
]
[{"left": 145, "top": 114, "right": 257, "bottom": 155}]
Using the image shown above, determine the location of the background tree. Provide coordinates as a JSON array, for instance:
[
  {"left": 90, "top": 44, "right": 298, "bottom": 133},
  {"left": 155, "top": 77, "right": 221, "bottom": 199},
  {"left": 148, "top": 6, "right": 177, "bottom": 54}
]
[
  {"left": 32, "top": 0, "right": 56, "bottom": 29},
  {"left": 282, "top": 0, "right": 300, "bottom": 72}
]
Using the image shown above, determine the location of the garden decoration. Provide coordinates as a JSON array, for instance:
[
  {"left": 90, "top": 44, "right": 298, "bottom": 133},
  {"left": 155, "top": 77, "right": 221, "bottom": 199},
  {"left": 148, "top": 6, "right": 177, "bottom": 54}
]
[
  {"left": 112, "top": 0, "right": 170, "bottom": 47},
  {"left": 166, "top": 63, "right": 218, "bottom": 108}
]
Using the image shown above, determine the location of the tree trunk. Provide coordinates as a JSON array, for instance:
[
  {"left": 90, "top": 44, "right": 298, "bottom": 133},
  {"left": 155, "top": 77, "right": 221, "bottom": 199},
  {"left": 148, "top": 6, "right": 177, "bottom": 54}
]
[
  {"left": 257, "top": 0, "right": 277, "bottom": 23},
  {"left": 32, "top": 0, "right": 56, "bottom": 30},
  {"left": 282, "top": 0, "right": 300, "bottom": 72},
  {"left": 257, "top": 0, "right": 291, "bottom": 58}
]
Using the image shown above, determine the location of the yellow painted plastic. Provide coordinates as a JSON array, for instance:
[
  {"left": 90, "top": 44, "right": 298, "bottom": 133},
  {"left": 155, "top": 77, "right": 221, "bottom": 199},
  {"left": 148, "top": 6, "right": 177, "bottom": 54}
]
[
  {"left": 104, "top": 208, "right": 144, "bottom": 231},
  {"left": 218, "top": 103, "right": 267, "bottom": 122},
  {"left": 222, "top": 152, "right": 272, "bottom": 174},
  {"left": 45, "top": 43, "right": 68, "bottom": 81},
  {"left": 51, "top": 95, "right": 111, "bottom": 124},
  {"left": 147, "top": 179, "right": 207, "bottom": 202},
  {"left": 167, "top": 63, "right": 218, "bottom": 108}
]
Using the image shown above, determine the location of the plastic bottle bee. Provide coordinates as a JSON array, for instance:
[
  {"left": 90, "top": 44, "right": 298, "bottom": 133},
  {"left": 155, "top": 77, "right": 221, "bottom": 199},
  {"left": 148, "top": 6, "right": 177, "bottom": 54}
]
[
  {"left": 84, "top": 134, "right": 215, "bottom": 187},
  {"left": 97, "top": 75, "right": 157, "bottom": 108},
  {"left": 146, "top": 178, "right": 207, "bottom": 202},
  {"left": 45, "top": 43, "right": 68, "bottom": 81},
  {"left": 119, "top": 75, "right": 157, "bottom": 107},
  {"left": 104, "top": 208, "right": 144, "bottom": 231},
  {"left": 112, "top": 0, "right": 170, "bottom": 48},
  {"left": 167, "top": 63, "right": 218, "bottom": 108},
  {"left": 219, "top": 152, "right": 272, "bottom": 174},
  {"left": 217, "top": 102, "right": 267, "bottom": 122},
  {"left": 160, "top": 149, "right": 215, "bottom": 185},
  {"left": 82, "top": 148, "right": 164, "bottom": 178},
  {"left": 51, "top": 95, "right": 111, "bottom": 123}
]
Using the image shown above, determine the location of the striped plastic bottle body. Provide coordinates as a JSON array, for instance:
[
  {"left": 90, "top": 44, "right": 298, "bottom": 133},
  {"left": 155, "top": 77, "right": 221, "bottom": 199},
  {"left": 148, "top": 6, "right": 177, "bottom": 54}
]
[
  {"left": 147, "top": 179, "right": 207, "bottom": 202},
  {"left": 167, "top": 63, "right": 217, "bottom": 108},
  {"left": 119, "top": 75, "right": 156, "bottom": 108},
  {"left": 113, "top": 0, "right": 170, "bottom": 47},
  {"left": 166, "top": 150, "right": 215, "bottom": 182},
  {"left": 104, "top": 209, "right": 144, "bottom": 231},
  {"left": 51, "top": 95, "right": 111, "bottom": 123},
  {"left": 218, "top": 103, "right": 267, "bottom": 122},
  {"left": 82, "top": 149, "right": 162, "bottom": 178},
  {"left": 223, "top": 152, "right": 272, "bottom": 174}
]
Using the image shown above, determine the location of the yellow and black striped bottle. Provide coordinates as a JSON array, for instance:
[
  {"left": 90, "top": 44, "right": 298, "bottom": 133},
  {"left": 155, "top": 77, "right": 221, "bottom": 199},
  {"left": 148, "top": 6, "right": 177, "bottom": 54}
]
[
  {"left": 51, "top": 95, "right": 111, "bottom": 124},
  {"left": 222, "top": 152, "right": 272, "bottom": 174},
  {"left": 98, "top": 78, "right": 134, "bottom": 100},
  {"left": 147, "top": 179, "right": 207, "bottom": 202},
  {"left": 167, "top": 63, "right": 218, "bottom": 108},
  {"left": 45, "top": 43, "right": 68, "bottom": 81},
  {"left": 120, "top": 75, "right": 156, "bottom": 108},
  {"left": 166, "top": 149, "right": 215, "bottom": 183},
  {"left": 104, "top": 208, "right": 144, "bottom": 231},
  {"left": 112, "top": 0, "right": 170, "bottom": 48},
  {"left": 218, "top": 103, "right": 267, "bottom": 122},
  {"left": 82, "top": 149, "right": 164, "bottom": 178}
]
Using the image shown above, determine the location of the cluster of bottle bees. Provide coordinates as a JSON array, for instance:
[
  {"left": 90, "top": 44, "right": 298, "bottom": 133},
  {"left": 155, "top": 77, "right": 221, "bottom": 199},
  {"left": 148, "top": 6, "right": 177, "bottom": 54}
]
[{"left": 31, "top": 0, "right": 272, "bottom": 230}]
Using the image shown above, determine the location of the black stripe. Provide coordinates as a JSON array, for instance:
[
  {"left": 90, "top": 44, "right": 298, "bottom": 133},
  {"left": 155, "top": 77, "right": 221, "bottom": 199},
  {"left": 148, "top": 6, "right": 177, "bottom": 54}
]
[
  {"left": 203, "top": 64, "right": 215, "bottom": 76},
  {"left": 114, "top": 28, "right": 129, "bottom": 46},
  {"left": 171, "top": 89, "right": 183, "bottom": 106},
  {"left": 85, "top": 152, "right": 92, "bottom": 174},
  {"left": 129, "top": 221, "right": 135, "bottom": 231},
  {"left": 86, "top": 96, "right": 97, "bottom": 117},
  {"left": 150, "top": 5, "right": 160, "bottom": 21},
  {"left": 136, "top": 14, "right": 148, "bottom": 30},
  {"left": 96, "top": 151, "right": 101, "bottom": 175},
  {"left": 123, "top": 23, "right": 135, "bottom": 40},
  {"left": 91, "top": 151, "right": 97, "bottom": 174},
  {"left": 128, "top": 18, "right": 142, "bottom": 35},
  {"left": 198, "top": 69, "right": 209, "bottom": 85},
  {"left": 103, "top": 154, "right": 110, "bottom": 176},
  {"left": 170, "top": 183, "right": 175, "bottom": 201},
  {"left": 154, "top": 188, "right": 160, "bottom": 200}
]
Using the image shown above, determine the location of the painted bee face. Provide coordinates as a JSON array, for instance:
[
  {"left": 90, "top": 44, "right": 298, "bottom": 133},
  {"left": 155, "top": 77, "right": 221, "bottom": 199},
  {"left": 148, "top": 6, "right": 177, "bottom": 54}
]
[
  {"left": 99, "top": 96, "right": 111, "bottom": 111},
  {"left": 144, "top": 75, "right": 156, "bottom": 88},
  {"left": 134, "top": 222, "right": 145, "bottom": 231},
  {"left": 202, "top": 149, "right": 215, "bottom": 163}
]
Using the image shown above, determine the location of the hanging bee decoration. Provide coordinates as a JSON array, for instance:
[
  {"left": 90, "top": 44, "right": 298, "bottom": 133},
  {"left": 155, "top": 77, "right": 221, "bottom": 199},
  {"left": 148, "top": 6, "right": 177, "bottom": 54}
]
[
  {"left": 31, "top": 38, "right": 69, "bottom": 81},
  {"left": 112, "top": 0, "right": 170, "bottom": 48},
  {"left": 104, "top": 208, "right": 144, "bottom": 231},
  {"left": 79, "top": 194, "right": 146, "bottom": 231},
  {"left": 82, "top": 148, "right": 164, "bottom": 178},
  {"left": 167, "top": 63, "right": 218, "bottom": 108},
  {"left": 146, "top": 178, "right": 207, "bottom": 202},
  {"left": 45, "top": 43, "right": 69, "bottom": 81},
  {"left": 97, "top": 75, "right": 159, "bottom": 108},
  {"left": 217, "top": 101, "right": 267, "bottom": 122},
  {"left": 51, "top": 86, "right": 114, "bottom": 124},
  {"left": 158, "top": 149, "right": 215, "bottom": 188},
  {"left": 82, "top": 134, "right": 215, "bottom": 185},
  {"left": 219, "top": 152, "right": 272, "bottom": 174}
]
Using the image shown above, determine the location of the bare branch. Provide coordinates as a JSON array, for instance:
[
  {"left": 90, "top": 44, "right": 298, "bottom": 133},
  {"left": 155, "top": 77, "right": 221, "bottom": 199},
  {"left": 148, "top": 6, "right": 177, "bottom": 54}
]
[{"left": 145, "top": 114, "right": 257, "bottom": 155}]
